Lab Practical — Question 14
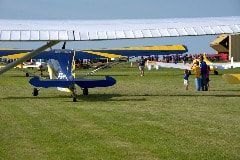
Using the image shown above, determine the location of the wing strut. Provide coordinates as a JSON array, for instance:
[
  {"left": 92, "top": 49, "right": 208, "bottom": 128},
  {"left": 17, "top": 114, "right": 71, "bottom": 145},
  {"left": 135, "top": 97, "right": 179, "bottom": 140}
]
[{"left": 0, "top": 41, "right": 60, "bottom": 75}]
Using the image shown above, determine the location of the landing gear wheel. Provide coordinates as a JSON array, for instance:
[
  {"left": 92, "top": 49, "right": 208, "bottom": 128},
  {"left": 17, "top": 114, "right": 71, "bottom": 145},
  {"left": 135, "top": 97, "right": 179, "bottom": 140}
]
[
  {"left": 26, "top": 73, "right": 29, "bottom": 77},
  {"left": 73, "top": 96, "right": 77, "bottom": 102},
  {"left": 83, "top": 88, "right": 89, "bottom": 96},
  {"left": 214, "top": 70, "right": 219, "bottom": 75},
  {"left": 70, "top": 84, "right": 77, "bottom": 102},
  {"left": 32, "top": 88, "right": 39, "bottom": 96}
]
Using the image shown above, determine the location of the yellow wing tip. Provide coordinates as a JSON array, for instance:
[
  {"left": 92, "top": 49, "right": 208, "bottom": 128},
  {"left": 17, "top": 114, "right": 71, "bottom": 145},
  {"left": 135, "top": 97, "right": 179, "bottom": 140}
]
[
  {"left": 222, "top": 74, "right": 240, "bottom": 84},
  {"left": 2, "top": 52, "right": 29, "bottom": 59}
]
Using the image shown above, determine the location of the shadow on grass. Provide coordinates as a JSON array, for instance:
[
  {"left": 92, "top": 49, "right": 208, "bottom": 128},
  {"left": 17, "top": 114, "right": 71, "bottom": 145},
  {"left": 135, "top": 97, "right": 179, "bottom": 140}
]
[
  {"left": 78, "top": 94, "right": 146, "bottom": 102},
  {"left": 211, "top": 89, "right": 240, "bottom": 92},
  {"left": 130, "top": 93, "right": 240, "bottom": 97},
  {"left": 79, "top": 74, "right": 132, "bottom": 77},
  {"left": 9, "top": 75, "right": 29, "bottom": 78},
  {"left": 10, "top": 75, "right": 48, "bottom": 78},
  {"left": 2, "top": 94, "right": 147, "bottom": 102},
  {"left": 2, "top": 92, "right": 239, "bottom": 103},
  {"left": 99, "top": 74, "right": 131, "bottom": 76}
]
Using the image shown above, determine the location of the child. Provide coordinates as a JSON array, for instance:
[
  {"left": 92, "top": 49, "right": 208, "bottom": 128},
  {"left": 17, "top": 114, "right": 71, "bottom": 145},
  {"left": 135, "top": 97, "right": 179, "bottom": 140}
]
[{"left": 184, "top": 69, "right": 190, "bottom": 90}]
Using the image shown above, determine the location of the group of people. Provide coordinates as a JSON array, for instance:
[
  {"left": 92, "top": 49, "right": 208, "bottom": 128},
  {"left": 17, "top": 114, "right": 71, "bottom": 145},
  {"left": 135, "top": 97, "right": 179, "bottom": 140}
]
[
  {"left": 163, "top": 54, "right": 197, "bottom": 64},
  {"left": 163, "top": 53, "right": 212, "bottom": 64},
  {"left": 184, "top": 55, "right": 210, "bottom": 91},
  {"left": 138, "top": 56, "right": 211, "bottom": 92}
]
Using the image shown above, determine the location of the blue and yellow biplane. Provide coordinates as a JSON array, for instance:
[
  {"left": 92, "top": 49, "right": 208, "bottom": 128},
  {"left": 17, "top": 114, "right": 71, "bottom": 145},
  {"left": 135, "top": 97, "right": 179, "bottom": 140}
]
[{"left": 0, "top": 45, "right": 187, "bottom": 101}]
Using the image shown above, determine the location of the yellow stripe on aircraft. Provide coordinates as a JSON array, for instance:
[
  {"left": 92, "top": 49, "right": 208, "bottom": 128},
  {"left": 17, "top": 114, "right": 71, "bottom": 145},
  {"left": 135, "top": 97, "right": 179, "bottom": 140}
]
[
  {"left": 83, "top": 45, "right": 186, "bottom": 58},
  {"left": 0, "top": 48, "right": 12, "bottom": 50},
  {"left": 83, "top": 51, "right": 123, "bottom": 59},
  {"left": 2, "top": 52, "right": 29, "bottom": 59},
  {"left": 104, "top": 45, "right": 186, "bottom": 51},
  {"left": 1, "top": 52, "right": 30, "bottom": 69}
]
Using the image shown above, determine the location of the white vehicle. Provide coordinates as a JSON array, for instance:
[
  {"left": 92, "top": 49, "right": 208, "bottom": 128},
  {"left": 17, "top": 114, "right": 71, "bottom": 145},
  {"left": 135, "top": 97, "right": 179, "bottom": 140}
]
[
  {"left": 147, "top": 60, "right": 192, "bottom": 70},
  {"left": 204, "top": 55, "right": 240, "bottom": 70},
  {"left": 22, "top": 59, "right": 47, "bottom": 69}
]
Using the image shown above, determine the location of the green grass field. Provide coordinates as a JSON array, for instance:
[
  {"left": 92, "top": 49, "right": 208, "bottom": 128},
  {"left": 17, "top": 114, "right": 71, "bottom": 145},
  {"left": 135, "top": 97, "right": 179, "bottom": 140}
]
[{"left": 0, "top": 65, "right": 240, "bottom": 160}]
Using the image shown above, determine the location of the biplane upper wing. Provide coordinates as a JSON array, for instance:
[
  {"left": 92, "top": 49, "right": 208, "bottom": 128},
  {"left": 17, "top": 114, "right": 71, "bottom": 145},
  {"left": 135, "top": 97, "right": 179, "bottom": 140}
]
[
  {"left": 0, "top": 16, "right": 240, "bottom": 75},
  {"left": 0, "top": 16, "right": 240, "bottom": 41}
]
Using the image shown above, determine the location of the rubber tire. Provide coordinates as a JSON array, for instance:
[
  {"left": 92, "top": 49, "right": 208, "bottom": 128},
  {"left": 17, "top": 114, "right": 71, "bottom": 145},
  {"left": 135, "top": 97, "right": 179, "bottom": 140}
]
[
  {"left": 32, "top": 88, "right": 38, "bottom": 96},
  {"left": 83, "top": 88, "right": 89, "bottom": 96},
  {"left": 73, "top": 97, "right": 77, "bottom": 102},
  {"left": 214, "top": 70, "right": 219, "bottom": 75}
]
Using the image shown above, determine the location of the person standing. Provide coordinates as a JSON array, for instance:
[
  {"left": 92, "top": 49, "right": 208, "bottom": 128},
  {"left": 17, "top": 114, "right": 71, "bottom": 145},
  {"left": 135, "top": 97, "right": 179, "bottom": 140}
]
[
  {"left": 206, "top": 65, "right": 211, "bottom": 91},
  {"left": 138, "top": 56, "right": 146, "bottom": 76},
  {"left": 200, "top": 55, "right": 208, "bottom": 91},
  {"left": 192, "top": 61, "right": 201, "bottom": 91}
]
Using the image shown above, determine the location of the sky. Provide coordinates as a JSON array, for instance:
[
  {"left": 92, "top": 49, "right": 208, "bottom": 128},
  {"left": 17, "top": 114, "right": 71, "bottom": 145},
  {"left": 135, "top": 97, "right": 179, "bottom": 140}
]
[{"left": 0, "top": 0, "right": 239, "bottom": 53}]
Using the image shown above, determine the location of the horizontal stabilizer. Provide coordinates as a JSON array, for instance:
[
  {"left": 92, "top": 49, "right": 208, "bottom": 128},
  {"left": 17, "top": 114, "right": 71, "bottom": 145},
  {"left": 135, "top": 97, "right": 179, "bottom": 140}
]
[
  {"left": 29, "top": 76, "right": 116, "bottom": 88},
  {"left": 75, "top": 76, "right": 116, "bottom": 88},
  {"left": 29, "top": 76, "right": 74, "bottom": 88}
]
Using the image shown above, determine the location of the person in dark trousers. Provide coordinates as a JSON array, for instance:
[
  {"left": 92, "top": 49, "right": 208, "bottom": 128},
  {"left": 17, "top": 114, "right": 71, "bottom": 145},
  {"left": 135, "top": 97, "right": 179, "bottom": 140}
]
[
  {"left": 199, "top": 55, "right": 208, "bottom": 91},
  {"left": 138, "top": 56, "right": 146, "bottom": 76},
  {"left": 206, "top": 65, "right": 211, "bottom": 91}
]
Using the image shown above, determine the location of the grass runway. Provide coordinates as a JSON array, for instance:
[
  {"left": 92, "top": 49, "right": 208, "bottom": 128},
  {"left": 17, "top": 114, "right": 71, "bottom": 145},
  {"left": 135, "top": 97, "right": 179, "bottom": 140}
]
[{"left": 0, "top": 65, "right": 240, "bottom": 159}]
